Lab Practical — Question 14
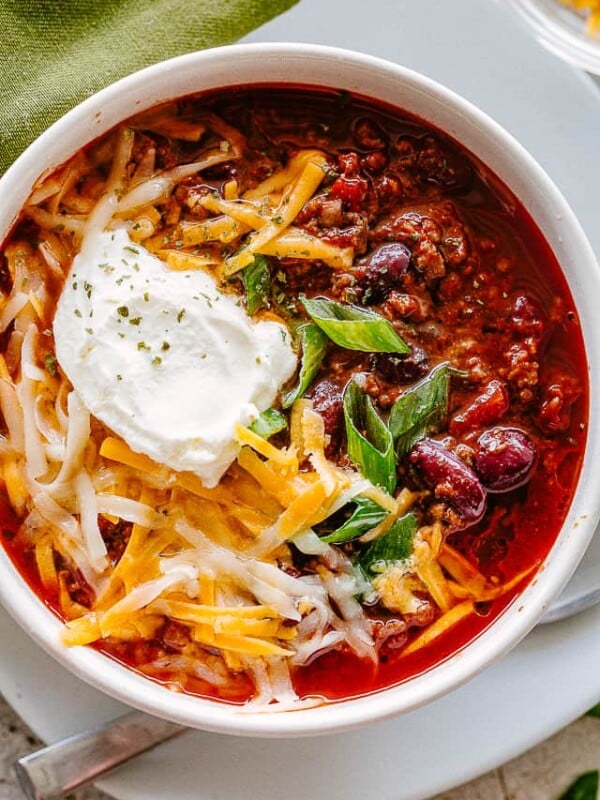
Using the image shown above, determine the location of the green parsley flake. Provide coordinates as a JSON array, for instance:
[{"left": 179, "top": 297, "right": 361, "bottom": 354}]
[
  {"left": 44, "top": 354, "right": 58, "bottom": 377},
  {"left": 177, "top": 309, "right": 186, "bottom": 323},
  {"left": 152, "top": 356, "right": 162, "bottom": 366},
  {"left": 129, "top": 317, "right": 142, "bottom": 326},
  {"left": 74, "top": 309, "right": 82, "bottom": 318},
  {"left": 161, "top": 341, "right": 170, "bottom": 351},
  {"left": 117, "top": 306, "right": 129, "bottom": 317},
  {"left": 137, "top": 341, "right": 150, "bottom": 352}
]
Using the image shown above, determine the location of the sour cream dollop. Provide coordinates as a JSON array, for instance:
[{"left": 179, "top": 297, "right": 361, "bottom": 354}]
[{"left": 54, "top": 229, "right": 297, "bottom": 487}]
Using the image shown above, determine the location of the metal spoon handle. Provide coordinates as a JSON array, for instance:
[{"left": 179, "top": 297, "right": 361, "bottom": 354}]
[
  {"left": 540, "top": 585, "right": 600, "bottom": 624},
  {"left": 14, "top": 710, "right": 184, "bottom": 800}
]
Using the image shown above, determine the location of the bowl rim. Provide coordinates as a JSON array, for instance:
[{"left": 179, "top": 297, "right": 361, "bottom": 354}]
[{"left": 1, "top": 41, "right": 599, "bottom": 737}]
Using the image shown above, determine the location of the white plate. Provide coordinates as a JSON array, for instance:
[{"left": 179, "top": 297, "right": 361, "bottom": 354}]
[{"left": 2, "top": 0, "right": 600, "bottom": 797}]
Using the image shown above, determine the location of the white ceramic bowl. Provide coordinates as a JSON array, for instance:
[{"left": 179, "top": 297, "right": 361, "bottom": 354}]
[{"left": 0, "top": 43, "right": 599, "bottom": 738}]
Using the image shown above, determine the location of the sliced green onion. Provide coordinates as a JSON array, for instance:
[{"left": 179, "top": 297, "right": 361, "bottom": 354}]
[
  {"left": 281, "top": 323, "right": 328, "bottom": 409},
  {"left": 343, "top": 380, "right": 396, "bottom": 493},
  {"left": 249, "top": 408, "right": 287, "bottom": 439},
  {"left": 242, "top": 255, "right": 270, "bottom": 316},
  {"left": 389, "top": 362, "right": 449, "bottom": 460},
  {"left": 359, "top": 513, "right": 418, "bottom": 575},
  {"left": 301, "top": 295, "right": 410, "bottom": 353},
  {"left": 321, "top": 496, "right": 389, "bottom": 544}
]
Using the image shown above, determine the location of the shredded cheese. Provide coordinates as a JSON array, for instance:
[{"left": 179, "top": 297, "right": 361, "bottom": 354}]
[
  {"left": 0, "top": 107, "right": 543, "bottom": 713},
  {"left": 224, "top": 153, "right": 329, "bottom": 274}
]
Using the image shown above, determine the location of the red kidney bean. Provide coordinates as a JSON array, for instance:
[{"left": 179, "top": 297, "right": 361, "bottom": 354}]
[
  {"left": 450, "top": 379, "right": 509, "bottom": 436},
  {"left": 409, "top": 438, "right": 487, "bottom": 526},
  {"left": 309, "top": 380, "right": 344, "bottom": 457},
  {"left": 371, "top": 346, "right": 429, "bottom": 384},
  {"left": 473, "top": 427, "right": 537, "bottom": 492},
  {"left": 353, "top": 242, "right": 412, "bottom": 303},
  {"left": 362, "top": 242, "right": 411, "bottom": 279}
]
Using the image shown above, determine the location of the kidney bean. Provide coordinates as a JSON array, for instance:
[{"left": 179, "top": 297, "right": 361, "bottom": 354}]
[
  {"left": 352, "top": 242, "right": 412, "bottom": 303},
  {"left": 371, "top": 346, "right": 429, "bottom": 384},
  {"left": 309, "top": 380, "right": 344, "bottom": 457},
  {"left": 363, "top": 242, "right": 411, "bottom": 278},
  {"left": 474, "top": 427, "right": 537, "bottom": 492},
  {"left": 409, "top": 438, "right": 487, "bottom": 526},
  {"left": 450, "top": 379, "right": 509, "bottom": 436}
]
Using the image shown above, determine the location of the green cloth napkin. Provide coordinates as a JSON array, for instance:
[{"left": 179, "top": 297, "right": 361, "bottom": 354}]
[{"left": 0, "top": 0, "right": 298, "bottom": 174}]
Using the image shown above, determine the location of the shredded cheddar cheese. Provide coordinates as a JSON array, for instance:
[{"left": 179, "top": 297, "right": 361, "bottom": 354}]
[{"left": 561, "top": 0, "right": 600, "bottom": 34}]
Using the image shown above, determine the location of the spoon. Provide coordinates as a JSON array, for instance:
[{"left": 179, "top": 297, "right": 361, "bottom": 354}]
[
  {"left": 15, "top": 711, "right": 184, "bottom": 800},
  {"left": 14, "top": 585, "right": 600, "bottom": 800}
]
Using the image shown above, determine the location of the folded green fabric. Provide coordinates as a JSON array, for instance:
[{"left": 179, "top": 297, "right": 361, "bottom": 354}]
[{"left": 0, "top": 0, "right": 298, "bottom": 174}]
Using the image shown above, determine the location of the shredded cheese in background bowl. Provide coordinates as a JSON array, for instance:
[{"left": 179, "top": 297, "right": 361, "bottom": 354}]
[{"left": 561, "top": 0, "right": 600, "bottom": 35}]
